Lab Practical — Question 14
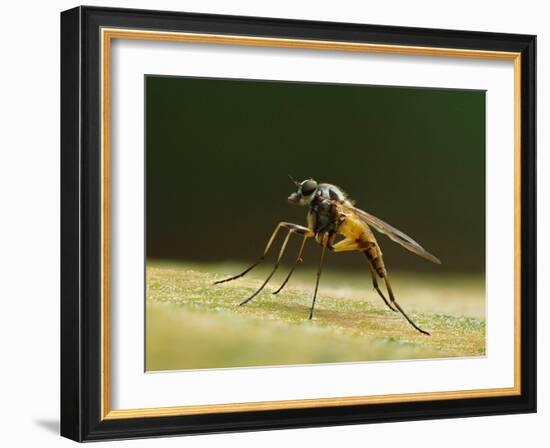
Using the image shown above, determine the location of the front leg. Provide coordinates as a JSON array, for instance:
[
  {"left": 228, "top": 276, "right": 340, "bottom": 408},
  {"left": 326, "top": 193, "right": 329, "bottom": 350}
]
[
  {"left": 214, "top": 222, "right": 311, "bottom": 285},
  {"left": 238, "top": 224, "right": 313, "bottom": 306}
]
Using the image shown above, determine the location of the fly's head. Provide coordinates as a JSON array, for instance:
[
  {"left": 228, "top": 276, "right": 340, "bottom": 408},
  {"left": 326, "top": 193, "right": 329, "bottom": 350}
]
[{"left": 287, "top": 176, "right": 318, "bottom": 207}]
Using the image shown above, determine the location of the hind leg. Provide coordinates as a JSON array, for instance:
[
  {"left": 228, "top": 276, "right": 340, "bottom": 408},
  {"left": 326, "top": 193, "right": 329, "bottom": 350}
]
[
  {"left": 330, "top": 238, "right": 395, "bottom": 312},
  {"left": 383, "top": 275, "right": 430, "bottom": 336},
  {"left": 368, "top": 262, "right": 397, "bottom": 312},
  {"left": 333, "top": 239, "right": 429, "bottom": 335},
  {"left": 363, "top": 249, "right": 429, "bottom": 334}
]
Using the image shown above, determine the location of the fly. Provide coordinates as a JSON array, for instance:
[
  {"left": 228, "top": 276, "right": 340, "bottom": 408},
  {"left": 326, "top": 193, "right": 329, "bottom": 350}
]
[{"left": 214, "top": 177, "right": 441, "bottom": 335}]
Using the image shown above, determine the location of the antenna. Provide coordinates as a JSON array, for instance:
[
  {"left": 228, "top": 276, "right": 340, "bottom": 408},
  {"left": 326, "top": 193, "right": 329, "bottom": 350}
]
[{"left": 288, "top": 174, "right": 300, "bottom": 186}]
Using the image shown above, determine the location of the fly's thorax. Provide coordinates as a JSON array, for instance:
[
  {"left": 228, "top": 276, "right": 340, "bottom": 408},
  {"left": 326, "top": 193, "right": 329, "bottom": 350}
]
[{"left": 314, "top": 183, "right": 347, "bottom": 203}]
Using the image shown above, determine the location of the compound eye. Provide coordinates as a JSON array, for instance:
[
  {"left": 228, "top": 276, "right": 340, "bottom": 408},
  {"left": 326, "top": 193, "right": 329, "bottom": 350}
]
[{"left": 301, "top": 179, "right": 318, "bottom": 196}]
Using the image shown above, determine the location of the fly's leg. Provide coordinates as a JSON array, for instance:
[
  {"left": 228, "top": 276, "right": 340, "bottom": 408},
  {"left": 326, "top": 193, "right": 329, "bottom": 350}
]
[
  {"left": 213, "top": 222, "right": 309, "bottom": 285},
  {"left": 239, "top": 228, "right": 297, "bottom": 306},
  {"left": 331, "top": 238, "right": 395, "bottom": 312},
  {"left": 383, "top": 275, "right": 430, "bottom": 336},
  {"left": 309, "top": 242, "right": 327, "bottom": 320},
  {"left": 272, "top": 234, "right": 309, "bottom": 295},
  {"left": 369, "top": 248, "right": 430, "bottom": 335},
  {"left": 367, "top": 260, "right": 397, "bottom": 312},
  {"left": 366, "top": 248, "right": 430, "bottom": 335},
  {"left": 333, "top": 237, "right": 428, "bottom": 334}
]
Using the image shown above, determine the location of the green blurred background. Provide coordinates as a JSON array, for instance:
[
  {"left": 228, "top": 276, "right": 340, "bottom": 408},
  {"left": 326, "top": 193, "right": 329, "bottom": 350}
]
[{"left": 146, "top": 76, "right": 485, "bottom": 274}]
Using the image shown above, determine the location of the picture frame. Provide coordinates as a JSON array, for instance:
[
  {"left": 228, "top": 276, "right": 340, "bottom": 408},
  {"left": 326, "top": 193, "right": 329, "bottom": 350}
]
[{"left": 60, "top": 5, "right": 536, "bottom": 442}]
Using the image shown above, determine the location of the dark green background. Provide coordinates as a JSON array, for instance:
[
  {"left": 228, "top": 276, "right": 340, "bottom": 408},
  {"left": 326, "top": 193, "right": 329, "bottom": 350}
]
[{"left": 146, "top": 76, "right": 485, "bottom": 273}]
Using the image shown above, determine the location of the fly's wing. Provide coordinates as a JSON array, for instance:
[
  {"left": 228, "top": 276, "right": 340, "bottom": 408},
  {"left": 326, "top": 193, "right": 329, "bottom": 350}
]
[{"left": 344, "top": 203, "right": 442, "bottom": 264}]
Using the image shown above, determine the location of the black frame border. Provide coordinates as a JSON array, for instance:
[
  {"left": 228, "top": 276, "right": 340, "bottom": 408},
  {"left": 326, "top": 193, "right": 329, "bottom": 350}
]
[{"left": 61, "top": 6, "right": 536, "bottom": 442}]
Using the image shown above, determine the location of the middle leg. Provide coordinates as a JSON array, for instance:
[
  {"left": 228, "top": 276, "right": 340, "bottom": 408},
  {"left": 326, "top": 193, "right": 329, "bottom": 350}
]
[{"left": 309, "top": 242, "right": 327, "bottom": 320}]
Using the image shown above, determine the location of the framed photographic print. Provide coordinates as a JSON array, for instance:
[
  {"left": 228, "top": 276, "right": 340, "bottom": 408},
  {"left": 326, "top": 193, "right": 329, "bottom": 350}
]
[{"left": 60, "top": 6, "right": 536, "bottom": 442}]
